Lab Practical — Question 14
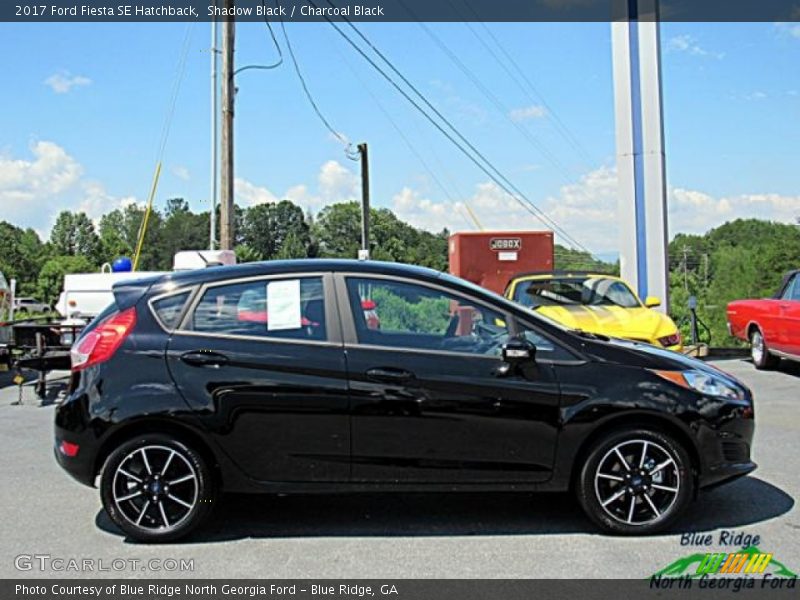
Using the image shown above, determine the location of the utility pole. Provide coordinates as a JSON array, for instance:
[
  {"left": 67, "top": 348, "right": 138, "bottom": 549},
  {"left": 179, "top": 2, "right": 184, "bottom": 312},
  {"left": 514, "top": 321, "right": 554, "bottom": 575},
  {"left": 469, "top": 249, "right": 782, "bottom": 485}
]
[
  {"left": 682, "top": 245, "right": 690, "bottom": 292},
  {"left": 219, "top": 2, "right": 235, "bottom": 250},
  {"left": 358, "top": 142, "right": 370, "bottom": 260},
  {"left": 209, "top": 6, "right": 219, "bottom": 250}
]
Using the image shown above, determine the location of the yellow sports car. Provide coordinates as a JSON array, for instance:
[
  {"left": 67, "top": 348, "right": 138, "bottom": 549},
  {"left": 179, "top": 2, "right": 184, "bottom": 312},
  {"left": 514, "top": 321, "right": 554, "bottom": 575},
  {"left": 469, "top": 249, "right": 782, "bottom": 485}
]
[{"left": 505, "top": 272, "right": 682, "bottom": 351}]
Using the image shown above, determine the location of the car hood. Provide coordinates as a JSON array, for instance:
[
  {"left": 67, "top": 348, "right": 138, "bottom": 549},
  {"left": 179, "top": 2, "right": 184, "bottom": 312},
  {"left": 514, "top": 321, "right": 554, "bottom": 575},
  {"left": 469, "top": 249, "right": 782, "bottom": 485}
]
[
  {"left": 535, "top": 304, "right": 674, "bottom": 340},
  {"left": 575, "top": 335, "right": 747, "bottom": 390}
]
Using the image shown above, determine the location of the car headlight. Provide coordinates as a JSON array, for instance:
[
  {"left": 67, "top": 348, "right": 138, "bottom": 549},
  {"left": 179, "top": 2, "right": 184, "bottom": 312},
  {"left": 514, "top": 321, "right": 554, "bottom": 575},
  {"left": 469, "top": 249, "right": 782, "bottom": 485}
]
[{"left": 653, "top": 369, "right": 744, "bottom": 401}]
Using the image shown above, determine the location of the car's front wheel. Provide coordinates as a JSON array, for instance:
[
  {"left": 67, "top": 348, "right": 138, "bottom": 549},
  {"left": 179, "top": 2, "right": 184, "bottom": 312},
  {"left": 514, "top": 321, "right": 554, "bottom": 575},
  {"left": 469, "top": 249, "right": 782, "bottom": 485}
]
[
  {"left": 100, "top": 434, "right": 216, "bottom": 543},
  {"left": 750, "top": 328, "right": 779, "bottom": 370},
  {"left": 576, "top": 429, "right": 693, "bottom": 535}
]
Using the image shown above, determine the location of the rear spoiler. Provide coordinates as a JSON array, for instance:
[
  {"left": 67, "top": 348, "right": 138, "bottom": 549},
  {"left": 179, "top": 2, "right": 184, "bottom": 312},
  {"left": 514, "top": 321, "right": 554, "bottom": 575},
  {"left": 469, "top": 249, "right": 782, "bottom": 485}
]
[{"left": 112, "top": 274, "right": 164, "bottom": 310}]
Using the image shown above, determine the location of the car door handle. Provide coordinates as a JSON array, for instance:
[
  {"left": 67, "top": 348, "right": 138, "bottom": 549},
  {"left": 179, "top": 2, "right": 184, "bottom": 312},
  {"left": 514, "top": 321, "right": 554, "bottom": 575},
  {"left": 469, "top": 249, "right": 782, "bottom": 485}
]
[
  {"left": 365, "top": 367, "right": 415, "bottom": 383},
  {"left": 180, "top": 351, "right": 229, "bottom": 368}
]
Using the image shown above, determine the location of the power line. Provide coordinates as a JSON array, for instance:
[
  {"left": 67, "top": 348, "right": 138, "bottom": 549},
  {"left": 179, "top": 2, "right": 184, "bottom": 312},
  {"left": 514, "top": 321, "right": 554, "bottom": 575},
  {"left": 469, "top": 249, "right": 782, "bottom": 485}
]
[
  {"left": 315, "top": 0, "right": 595, "bottom": 256},
  {"left": 399, "top": 2, "right": 577, "bottom": 183},
  {"left": 330, "top": 39, "right": 476, "bottom": 230},
  {"left": 457, "top": 0, "right": 597, "bottom": 167},
  {"left": 233, "top": 1, "right": 283, "bottom": 75},
  {"left": 154, "top": 23, "right": 194, "bottom": 164},
  {"left": 278, "top": 12, "right": 353, "bottom": 154}
]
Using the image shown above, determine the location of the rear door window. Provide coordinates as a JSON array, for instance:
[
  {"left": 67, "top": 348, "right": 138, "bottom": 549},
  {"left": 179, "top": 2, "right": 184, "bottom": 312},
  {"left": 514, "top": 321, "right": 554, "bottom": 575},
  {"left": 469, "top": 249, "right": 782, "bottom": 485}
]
[{"left": 189, "top": 277, "right": 327, "bottom": 341}]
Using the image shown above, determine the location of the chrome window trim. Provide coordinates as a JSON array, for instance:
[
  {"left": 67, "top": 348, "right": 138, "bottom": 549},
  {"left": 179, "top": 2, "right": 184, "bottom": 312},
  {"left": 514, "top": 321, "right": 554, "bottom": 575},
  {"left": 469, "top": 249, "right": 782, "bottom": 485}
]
[{"left": 171, "top": 328, "right": 342, "bottom": 349}]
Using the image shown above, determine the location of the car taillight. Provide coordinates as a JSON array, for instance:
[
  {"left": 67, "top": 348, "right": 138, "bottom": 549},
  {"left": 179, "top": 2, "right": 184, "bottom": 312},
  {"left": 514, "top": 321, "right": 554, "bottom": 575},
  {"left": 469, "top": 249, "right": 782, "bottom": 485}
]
[
  {"left": 658, "top": 333, "right": 681, "bottom": 347},
  {"left": 70, "top": 307, "right": 136, "bottom": 372}
]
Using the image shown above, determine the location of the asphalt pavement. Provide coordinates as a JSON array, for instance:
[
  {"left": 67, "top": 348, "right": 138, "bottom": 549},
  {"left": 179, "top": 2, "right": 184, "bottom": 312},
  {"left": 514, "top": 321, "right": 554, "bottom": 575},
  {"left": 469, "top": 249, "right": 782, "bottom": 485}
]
[{"left": 0, "top": 360, "right": 797, "bottom": 579}]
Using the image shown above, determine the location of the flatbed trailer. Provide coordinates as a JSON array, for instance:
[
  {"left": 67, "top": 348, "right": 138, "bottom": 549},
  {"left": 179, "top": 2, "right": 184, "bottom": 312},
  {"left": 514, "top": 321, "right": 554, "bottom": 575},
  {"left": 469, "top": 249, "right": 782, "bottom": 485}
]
[{"left": 0, "top": 317, "right": 84, "bottom": 400}]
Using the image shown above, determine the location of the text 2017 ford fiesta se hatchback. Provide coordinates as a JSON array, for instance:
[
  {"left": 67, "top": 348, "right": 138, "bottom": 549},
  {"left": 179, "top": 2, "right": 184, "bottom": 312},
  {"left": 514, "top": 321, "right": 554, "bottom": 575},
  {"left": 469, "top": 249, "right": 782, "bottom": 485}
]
[{"left": 55, "top": 260, "right": 756, "bottom": 542}]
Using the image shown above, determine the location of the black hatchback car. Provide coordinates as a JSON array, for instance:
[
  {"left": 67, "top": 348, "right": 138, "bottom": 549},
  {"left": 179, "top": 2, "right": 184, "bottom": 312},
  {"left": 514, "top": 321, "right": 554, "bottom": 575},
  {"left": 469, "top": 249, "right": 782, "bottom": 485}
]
[{"left": 55, "top": 259, "right": 755, "bottom": 542}]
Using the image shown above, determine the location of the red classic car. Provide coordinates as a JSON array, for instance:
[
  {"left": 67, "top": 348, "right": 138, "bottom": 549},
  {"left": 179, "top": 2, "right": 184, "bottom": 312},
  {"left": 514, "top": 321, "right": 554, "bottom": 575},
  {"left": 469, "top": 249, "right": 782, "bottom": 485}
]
[{"left": 727, "top": 269, "right": 800, "bottom": 368}]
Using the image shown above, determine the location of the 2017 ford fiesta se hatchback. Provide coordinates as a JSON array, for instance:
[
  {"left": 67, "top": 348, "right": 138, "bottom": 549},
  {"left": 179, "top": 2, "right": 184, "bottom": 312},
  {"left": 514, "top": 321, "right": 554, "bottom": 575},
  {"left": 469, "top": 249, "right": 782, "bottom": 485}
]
[{"left": 55, "top": 260, "right": 756, "bottom": 542}]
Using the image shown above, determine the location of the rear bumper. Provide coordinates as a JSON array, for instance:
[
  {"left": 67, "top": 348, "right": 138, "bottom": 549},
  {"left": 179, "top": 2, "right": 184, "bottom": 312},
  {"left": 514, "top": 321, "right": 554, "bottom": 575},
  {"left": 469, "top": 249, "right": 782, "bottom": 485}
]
[
  {"left": 54, "top": 391, "right": 99, "bottom": 488},
  {"left": 54, "top": 425, "right": 98, "bottom": 487}
]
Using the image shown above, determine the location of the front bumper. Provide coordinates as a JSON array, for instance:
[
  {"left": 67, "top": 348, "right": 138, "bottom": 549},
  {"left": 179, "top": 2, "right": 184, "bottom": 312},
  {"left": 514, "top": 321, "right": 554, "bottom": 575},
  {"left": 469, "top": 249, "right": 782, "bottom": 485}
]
[
  {"left": 696, "top": 401, "right": 757, "bottom": 489},
  {"left": 701, "top": 460, "right": 758, "bottom": 489}
]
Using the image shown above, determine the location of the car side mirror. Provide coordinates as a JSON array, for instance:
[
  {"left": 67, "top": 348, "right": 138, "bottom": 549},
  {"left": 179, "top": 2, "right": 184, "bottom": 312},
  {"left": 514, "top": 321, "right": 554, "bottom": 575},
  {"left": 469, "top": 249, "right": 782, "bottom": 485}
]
[
  {"left": 644, "top": 296, "right": 661, "bottom": 308},
  {"left": 502, "top": 336, "right": 535, "bottom": 364}
]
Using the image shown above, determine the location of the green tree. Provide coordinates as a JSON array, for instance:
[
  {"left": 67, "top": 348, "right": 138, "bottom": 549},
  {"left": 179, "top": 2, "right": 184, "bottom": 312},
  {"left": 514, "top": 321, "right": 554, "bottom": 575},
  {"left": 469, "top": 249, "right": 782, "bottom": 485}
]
[
  {"left": 554, "top": 244, "right": 616, "bottom": 273},
  {"left": 313, "top": 202, "right": 361, "bottom": 258},
  {"left": 274, "top": 230, "right": 308, "bottom": 259},
  {"left": 667, "top": 219, "right": 800, "bottom": 345},
  {"left": 242, "top": 200, "right": 311, "bottom": 260},
  {"left": 50, "top": 211, "right": 101, "bottom": 264},
  {"left": 313, "top": 202, "right": 449, "bottom": 270},
  {"left": 0, "top": 222, "right": 50, "bottom": 295},
  {"left": 234, "top": 244, "right": 263, "bottom": 263},
  {"left": 157, "top": 198, "right": 211, "bottom": 269},
  {"left": 99, "top": 204, "right": 164, "bottom": 271},
  {"left": 37, "top": 255, "right": 95, "bottom": 304}
]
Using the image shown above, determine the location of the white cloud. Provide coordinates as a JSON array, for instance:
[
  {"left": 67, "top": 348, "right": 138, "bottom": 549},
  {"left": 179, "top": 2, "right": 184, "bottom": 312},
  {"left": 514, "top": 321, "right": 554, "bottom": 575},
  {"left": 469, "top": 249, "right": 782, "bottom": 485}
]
[
  {"left": 509, "top": 105, "right": 547, "bottom": 122},
  {"left": 235, "top": 160, "right": 359, "bottom": 212},
  {"left": 666, "top": 35, "right": 724, "bottom": 59},
  {"left": 0, "top": 141, "right": 137, "bottom": 236},
  {"left": 318, "top": 160, "right": 359, "bottom": 202},
  {"left": 392, "top": 181, "right": 533, "bottom": 234},
  {"left": 392, "top": 165, "right": 800, "bottom": 254},
  {"left": 775, "top": 22, "right": 800, "bottom": 39},
  {"left": 43, "top": 70, "right": 92, "bottom": 94},
  {"left": 171, "top": 165, "right": 190, "bottom": 181}
]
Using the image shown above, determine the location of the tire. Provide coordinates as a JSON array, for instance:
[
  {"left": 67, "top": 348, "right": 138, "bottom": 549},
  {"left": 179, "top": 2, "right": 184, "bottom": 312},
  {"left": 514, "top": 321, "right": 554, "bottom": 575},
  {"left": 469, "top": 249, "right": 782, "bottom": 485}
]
[
  {"left": 576, "top": 428, "right": 694, "bottom": 535},
  {"left": 750, "top": 328, "right": 779, "bottom": 370},
  {"left": 100, "top": 434, "right": 216, "bottom": 543}
]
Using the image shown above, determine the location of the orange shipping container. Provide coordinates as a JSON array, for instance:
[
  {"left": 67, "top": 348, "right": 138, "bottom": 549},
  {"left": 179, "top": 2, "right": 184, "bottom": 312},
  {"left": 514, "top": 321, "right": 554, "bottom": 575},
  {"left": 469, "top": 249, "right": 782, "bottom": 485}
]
[{"left": 448, "top": 231, "right": 554, "bottom": 296}]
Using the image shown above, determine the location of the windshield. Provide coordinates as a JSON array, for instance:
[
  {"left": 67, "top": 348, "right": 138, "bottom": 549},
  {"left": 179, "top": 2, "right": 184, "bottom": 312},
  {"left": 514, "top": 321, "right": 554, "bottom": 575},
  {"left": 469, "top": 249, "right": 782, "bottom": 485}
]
[{"left": 513, "top": 277, "right": 641, "bottom": 309}]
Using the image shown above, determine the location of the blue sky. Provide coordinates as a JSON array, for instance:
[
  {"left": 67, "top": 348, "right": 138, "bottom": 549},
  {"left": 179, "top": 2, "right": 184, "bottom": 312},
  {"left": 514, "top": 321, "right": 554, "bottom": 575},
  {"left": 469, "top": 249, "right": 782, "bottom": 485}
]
[{"left": 1, "top": 21, "right": 798, "bottom": 255}]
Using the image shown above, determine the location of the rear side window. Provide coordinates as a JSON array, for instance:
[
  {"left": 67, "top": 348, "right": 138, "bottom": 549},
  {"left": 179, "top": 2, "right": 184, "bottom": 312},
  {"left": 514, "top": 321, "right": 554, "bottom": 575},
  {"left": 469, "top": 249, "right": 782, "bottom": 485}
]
[
  {"left": 151, "top": 292, "right": 191, "bottom": 330},
  {"left": 189, "top": 277, "right": 327, "bottom": 341}
]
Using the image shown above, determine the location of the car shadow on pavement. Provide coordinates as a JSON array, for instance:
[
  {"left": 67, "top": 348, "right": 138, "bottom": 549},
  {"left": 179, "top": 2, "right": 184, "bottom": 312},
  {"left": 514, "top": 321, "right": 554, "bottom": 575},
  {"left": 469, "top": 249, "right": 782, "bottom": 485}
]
[{"left": 95, "top": 475, "right": 793, "bottom": 544}]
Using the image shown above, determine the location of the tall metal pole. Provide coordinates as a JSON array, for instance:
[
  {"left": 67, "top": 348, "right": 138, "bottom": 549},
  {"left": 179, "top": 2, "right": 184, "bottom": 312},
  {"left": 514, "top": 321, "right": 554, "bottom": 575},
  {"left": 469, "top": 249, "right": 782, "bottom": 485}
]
[
  {"left": 209, "top": 8, "right": 219, "bottom": 250},
  {"left": 612, "top": 0, "right": 669, "bottom": 312},
  {"left": 358, "top": 143, "right": 370, "bottom": 260},
  {"left": 219, "top": 3, "right": 235, "bottom": 251}
]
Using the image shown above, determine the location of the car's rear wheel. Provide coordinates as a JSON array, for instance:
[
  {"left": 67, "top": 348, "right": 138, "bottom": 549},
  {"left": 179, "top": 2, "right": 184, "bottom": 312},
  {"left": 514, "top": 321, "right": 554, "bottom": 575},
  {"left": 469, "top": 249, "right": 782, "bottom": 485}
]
[
  {"left": 100, "top": 434, "right": 215, "bottom": 543},
  {"left": 576, "top": 428, "right": 693, "bottom": 535},
  {"left": 750, "top": 328, "right": 779, "bottom": 370}
]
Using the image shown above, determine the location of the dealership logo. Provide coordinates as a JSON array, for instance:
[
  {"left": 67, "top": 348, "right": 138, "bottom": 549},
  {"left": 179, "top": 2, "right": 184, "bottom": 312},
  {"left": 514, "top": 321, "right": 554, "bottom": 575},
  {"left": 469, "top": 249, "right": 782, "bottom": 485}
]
[
  {"left": 490, "top": 237, "right": 521, "bottom": 251},
  {"left": 651, "top": 545, "right": 796, "bottom": 581}
]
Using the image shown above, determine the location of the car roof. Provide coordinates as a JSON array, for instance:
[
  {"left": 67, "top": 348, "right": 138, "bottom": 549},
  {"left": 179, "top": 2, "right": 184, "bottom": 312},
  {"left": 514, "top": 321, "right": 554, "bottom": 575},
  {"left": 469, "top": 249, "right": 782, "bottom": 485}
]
[{"left": 150, "top": 259, "right": 446, "bottom": 288}]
